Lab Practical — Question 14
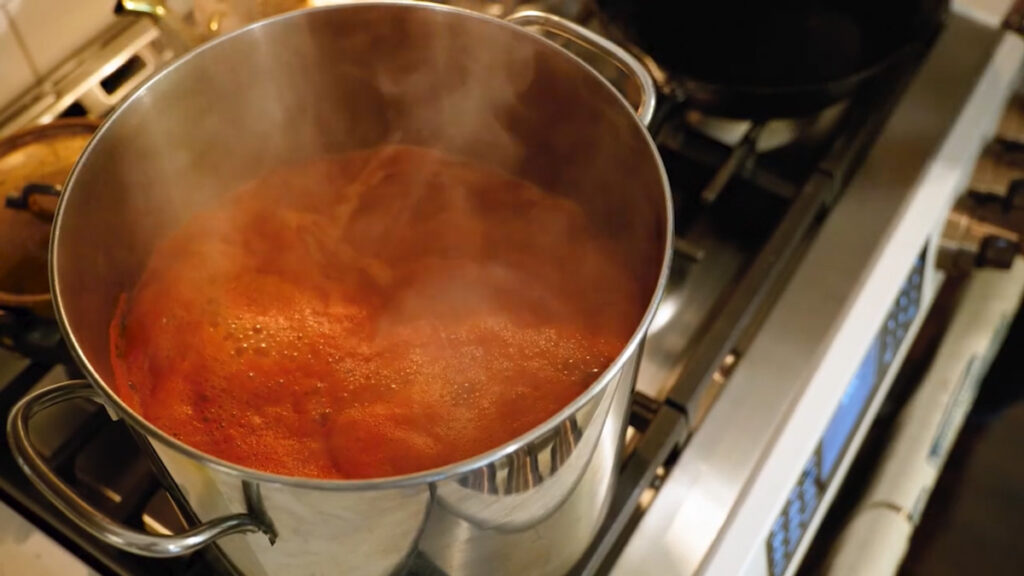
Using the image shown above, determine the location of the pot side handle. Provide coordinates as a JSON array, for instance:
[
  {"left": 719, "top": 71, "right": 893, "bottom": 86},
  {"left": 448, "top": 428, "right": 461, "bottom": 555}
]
[
  {"left": 505, "top": 10, "right": 657, "bottom": 126},
  {"left": 6, "top": 380, "right": 268, "bottom": 557}
]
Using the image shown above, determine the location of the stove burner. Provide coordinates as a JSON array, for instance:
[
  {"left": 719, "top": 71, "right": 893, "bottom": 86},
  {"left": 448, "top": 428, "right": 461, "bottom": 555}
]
[
  {"left": 682, "top": 101, "right": 849, "bottom": 204},
  {"left": 681, "top": 100, "right": 850, "bottom": 152}
]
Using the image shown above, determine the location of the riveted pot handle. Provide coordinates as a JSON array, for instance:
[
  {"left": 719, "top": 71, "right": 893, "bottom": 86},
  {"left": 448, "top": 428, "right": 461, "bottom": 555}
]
[
  {"left": 7, "top": 380, "right": 268, "bottom": 557},
  {"left": 506, "top": 10, "right": 657, "bottom": 126}
]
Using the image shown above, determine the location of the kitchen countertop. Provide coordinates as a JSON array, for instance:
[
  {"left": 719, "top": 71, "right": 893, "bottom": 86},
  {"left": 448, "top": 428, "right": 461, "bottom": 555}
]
[{"left": 0, "top": 499, "right": 98, "bottom": 576}]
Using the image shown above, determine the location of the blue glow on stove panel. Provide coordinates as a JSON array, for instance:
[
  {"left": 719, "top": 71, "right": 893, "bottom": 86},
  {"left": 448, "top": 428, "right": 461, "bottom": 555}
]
[
  {"left": 820, "top": 336, "right": 880, "bottom": 479},
  {"left": 764, "top": 250, "right": 925, "bottom": 576},
  {"left": 767, "top": 452, "right": 821, "bottom": 576}
]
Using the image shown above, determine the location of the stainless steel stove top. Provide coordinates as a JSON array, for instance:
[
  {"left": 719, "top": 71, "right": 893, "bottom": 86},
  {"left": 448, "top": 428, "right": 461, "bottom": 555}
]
[{"left": 2, "top": 2, "right": 1018, "bottom": 576}]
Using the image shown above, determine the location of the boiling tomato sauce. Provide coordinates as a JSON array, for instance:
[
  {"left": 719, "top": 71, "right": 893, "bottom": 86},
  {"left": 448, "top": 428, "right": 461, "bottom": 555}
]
[{"left": 110, "top": 145, "right": 643, "bottom": 479}]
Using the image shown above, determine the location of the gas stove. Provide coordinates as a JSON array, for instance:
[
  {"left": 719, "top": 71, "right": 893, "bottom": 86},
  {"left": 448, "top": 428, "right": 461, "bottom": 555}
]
[{"left": 2, "top": 2, "right": 1024, "bottom": 576}]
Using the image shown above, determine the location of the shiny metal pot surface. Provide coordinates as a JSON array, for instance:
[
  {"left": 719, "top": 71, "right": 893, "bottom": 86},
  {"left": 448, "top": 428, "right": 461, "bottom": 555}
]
[{"left": 7, "top": 2, "right": 671, "bottom": 574}]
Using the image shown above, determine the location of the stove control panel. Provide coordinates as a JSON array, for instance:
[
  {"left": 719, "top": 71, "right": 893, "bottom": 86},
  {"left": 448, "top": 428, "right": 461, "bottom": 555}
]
[{"left": 765, "top": 250, "right": 925, "bottom": 576}]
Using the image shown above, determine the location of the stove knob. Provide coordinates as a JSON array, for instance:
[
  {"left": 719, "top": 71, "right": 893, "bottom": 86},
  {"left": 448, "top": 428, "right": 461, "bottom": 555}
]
[
  {"left": 938, "top": 205, "right": 1022, "bottom": 275},
  {"left": 978, "top": 235, "right": 1021, "bottom": 269},
  {"left": 1005, "top": 178, "right": 1024, "bottom": 211}
]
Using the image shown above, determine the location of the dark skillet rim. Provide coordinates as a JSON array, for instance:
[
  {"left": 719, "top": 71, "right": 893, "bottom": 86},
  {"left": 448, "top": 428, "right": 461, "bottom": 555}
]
[{"left": 598, "top": 5, "right": 947, "bottom": 117}]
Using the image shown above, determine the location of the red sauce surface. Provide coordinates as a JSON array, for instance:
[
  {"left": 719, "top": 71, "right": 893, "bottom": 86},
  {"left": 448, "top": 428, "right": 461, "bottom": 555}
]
[{"left": 110, "top": 145, "right": 643, "bottom": 479}]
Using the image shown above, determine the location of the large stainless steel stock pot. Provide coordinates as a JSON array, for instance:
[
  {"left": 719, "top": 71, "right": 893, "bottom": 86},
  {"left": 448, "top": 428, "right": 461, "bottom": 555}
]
[{"left": 7, "top": 2, "right": 672, "bottom": 574}]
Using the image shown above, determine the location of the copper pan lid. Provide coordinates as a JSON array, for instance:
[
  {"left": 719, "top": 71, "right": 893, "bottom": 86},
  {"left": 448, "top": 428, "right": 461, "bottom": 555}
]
[{"left": 0, "top": 118, "right": 99, "bottom": 316}]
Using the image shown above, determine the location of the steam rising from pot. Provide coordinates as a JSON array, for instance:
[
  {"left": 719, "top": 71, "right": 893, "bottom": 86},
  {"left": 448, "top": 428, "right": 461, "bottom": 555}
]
[{"left": 58, "top": 3, "right": 663, "bottom": 389}]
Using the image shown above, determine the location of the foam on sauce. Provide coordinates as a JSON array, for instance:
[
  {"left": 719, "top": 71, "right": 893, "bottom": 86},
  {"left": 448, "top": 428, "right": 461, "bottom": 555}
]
[{"left": 110, "top": 145, "right": 643, "bottom": 479}]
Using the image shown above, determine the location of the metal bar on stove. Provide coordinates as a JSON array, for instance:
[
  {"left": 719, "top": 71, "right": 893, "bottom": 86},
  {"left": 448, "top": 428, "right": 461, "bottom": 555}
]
[
  {"left": 666, "top": 170, "right": 834, "bottom": 418},
  {"left": 660, "top": 129, "right": 800, "bottom": 200},
  {"left": 571, "top": 403, "right": 689, "bottom": 575},
  {"left": 700, "top": 123, "right": 764, "bottom": 204}
]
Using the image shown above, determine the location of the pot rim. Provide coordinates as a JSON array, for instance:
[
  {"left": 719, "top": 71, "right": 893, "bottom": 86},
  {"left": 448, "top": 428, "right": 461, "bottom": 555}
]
[{"left": 50, "top": 0, "right": 675, "bottom": 491}]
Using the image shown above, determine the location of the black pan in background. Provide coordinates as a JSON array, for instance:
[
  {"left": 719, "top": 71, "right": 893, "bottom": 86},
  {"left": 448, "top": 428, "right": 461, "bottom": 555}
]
[{"left": 596, "top": 0, "right": 948, "bottom": 118}]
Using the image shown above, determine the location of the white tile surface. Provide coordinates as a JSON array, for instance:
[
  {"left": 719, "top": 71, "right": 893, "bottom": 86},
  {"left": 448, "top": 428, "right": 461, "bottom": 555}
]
[
  {"left": 4, "top": 0, "right": 117, "bottom": 77},
  {"left": 0, "top": 500, "right": 99, "bottom": 576},
  {"left": 0, "top": 8, "right": 36, "bottom": 111}
]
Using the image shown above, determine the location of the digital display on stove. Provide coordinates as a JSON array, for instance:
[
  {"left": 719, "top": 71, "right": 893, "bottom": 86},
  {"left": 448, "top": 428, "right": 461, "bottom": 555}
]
[
  {"left": 765, "top": 249, "right": 926, "bottom": 576},
  {"left": 820, "top": 336, "right": 880, "bottom": 479}
]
